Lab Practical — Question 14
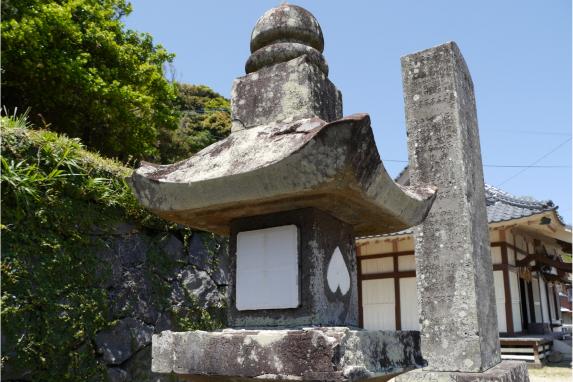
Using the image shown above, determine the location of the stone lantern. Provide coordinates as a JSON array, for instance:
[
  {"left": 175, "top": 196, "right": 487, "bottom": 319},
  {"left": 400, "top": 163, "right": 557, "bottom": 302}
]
[{"left": 130, "top": 4, "right": 436, "bottom": 381}]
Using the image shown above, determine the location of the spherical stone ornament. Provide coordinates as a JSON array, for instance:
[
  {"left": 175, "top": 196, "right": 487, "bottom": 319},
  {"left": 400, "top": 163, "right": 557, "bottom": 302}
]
[
  {"left": 249, "top": 4, "right": 324, "bottom": 53},
  {"left": 245, "top": 42, "right": 328, "bottom": 75}
]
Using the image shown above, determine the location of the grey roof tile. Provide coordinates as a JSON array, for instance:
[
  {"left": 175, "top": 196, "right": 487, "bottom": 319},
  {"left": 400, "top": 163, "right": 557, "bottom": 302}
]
[{"left": 358, "top": 183, "right": 558, "bottom": 239}]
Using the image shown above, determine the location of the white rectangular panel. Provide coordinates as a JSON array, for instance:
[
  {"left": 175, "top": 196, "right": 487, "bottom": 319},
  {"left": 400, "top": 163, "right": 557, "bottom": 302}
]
[
  {"left": 236, "top": 225, "right": 299, "bottom": 310},
  {"left": 539, "top": 278, "right": 550, "bottom": 324},
  {"left": 398, "top": 255, "right": 416, "bottom": 271},
  {"left": 532, "top": 278, "right": 542, "bottom": 323},
  {"left": 361, "top": 257, "right": 393, "bottom": 274},
  {"left": 491, "top": 247, "right": 502, "bottom": 265},
  {"left": 509, "top": 271, "right": 522, "bottom": 332},
  {"left": 494, "top": 271, "right": 507, "bottom": 332},
  {"left": 400, "top": 277, "right": 419, "bottom": 330},
  {"left": 362, "top": 279, "right": 395, "bottom": 330}
]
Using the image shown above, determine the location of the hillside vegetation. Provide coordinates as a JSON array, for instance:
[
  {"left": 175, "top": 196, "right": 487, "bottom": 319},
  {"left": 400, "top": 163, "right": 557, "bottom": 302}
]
[{"left": 1, "top": 113, "right": 226, "bottom": 381}]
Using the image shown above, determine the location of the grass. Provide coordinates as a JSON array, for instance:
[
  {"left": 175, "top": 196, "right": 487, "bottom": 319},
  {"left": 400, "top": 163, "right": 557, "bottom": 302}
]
[{"left": 528, "top": 361, "right": 572, "bottom": 381}]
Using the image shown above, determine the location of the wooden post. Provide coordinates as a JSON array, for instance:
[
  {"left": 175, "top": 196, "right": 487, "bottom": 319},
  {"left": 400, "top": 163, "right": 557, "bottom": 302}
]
[
  {"left": 356, "top": 245, "right": 364, "bottom": 328},
  {"left": 500, "top": 231, "right": 514, "bottom": 334}
]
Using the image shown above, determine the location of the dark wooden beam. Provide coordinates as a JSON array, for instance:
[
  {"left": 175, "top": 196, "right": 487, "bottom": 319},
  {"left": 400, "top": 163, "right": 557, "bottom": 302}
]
[
  {"left": 516, "top": 253, "right": 570, "bottom": 272},
  {"left": 356, "top": 245, "right": 364, "bottom": 329},
  {"left": 361, "top": 271, "right": 416, "bottom": 280},
  {"left": 358, "top": 250, "right": 415, "bottom": 260}
]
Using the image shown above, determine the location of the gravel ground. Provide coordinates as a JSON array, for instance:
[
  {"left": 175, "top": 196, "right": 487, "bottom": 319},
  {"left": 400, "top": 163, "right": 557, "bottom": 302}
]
[{"left": 528, "top": 361, "right": 572, "bottom": 382}]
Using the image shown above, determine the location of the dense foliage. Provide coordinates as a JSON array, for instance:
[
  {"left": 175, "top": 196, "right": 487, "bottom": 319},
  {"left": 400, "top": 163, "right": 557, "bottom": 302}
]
[
  {"left": 156, "top": 84, "right": 231, "bottom": 164},
  {"left": 0, "top": 114, "right": 223, "bottom": 381},
  {"left": 1, "top": 0, "right": 178, "bottom": 160}
]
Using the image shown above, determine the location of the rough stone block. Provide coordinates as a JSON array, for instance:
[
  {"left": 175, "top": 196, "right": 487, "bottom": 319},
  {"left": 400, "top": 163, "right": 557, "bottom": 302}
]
[
  {"left": 401, "top": 41, "right": 500, "bottom": 372},
  {"left": 231, "top": 55, "right": 342, "bottom": 131},
  {"left": 395, "top": 361, "right": 529, "bottom": 382},
  {"left": 151, "top": 328, "right": 424, "bottom": 381},
  {"left": 228, "top": 208, "right": 359, "bottom": 328}
]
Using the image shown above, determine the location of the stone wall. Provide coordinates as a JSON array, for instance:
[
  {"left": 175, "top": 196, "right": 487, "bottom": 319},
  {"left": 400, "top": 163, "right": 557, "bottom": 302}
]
[{"left": 93, "top": 224, "right": 228, "bottom": 382}]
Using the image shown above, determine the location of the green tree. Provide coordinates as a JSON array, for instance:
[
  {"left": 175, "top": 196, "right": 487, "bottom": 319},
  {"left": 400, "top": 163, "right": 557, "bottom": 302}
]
[
  {"left": 157, "top": 84, "right": 231, "bottom": 164},
  {"left": 1, "top": 0, "right": 178, "bottom": 160}
]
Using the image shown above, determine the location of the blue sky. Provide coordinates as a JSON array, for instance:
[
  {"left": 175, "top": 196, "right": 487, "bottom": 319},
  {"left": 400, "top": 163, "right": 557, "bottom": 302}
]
[{"left": 126, "top": 1, "right": 572, "bottom": 224}]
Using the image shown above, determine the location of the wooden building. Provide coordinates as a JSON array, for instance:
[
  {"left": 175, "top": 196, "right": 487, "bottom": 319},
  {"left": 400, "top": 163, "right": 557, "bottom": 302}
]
[{"left": 356, "top": 170, "right": 572, "bottom": 337}]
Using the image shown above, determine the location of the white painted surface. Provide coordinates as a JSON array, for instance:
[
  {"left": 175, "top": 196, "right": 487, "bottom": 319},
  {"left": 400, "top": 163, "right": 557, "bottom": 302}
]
[
  {"left": 507, "top": 248, "right": 516, "bottom": 266},
  {"left": 327, "top": 247, "right": 350, "bottom": 295},
  {"left": 361, "top": 257, "right": 393, "bottom": 274},
  {"left": 400, "top": 277, "right": 419, "bottom": 330},
  {"left": 362, "top": 279, "right": 395, "bottom": 330},
  {"left": 524, "top": 280, "right": 532, "bottom": 324},
  {"left": 491, "top": 247, "right": 502, "bottom": 265},
  {"left": 548, "top": 284, "right": 556, "bottom": 321},
  {"left": 398, "top": 239, "right": 414, "bottom": 251},
  {"left": 532, "top": 278, "right": 542, "bottom": 323},
  {"left": 360, "top": 240, "right": 393, "bottom": 256},
  {"left": 540, "top": 278, "right": 550, "bottom": 324},
  {"left": 236, "top": 225, "right": 299, "bottom": 310},
  {"left": 509, "top": 271, "right": 522, "bottom": 332},
  {"left": 398, "top": 255, "right": 416, "bottom": 271},
  {"left": 494, "top": 271, "right": 507, "bottom": 332}
]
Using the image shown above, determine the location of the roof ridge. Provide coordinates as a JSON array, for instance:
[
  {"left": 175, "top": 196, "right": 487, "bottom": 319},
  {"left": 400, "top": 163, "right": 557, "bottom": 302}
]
[{"left": 484, "top": 184, "right": 554, "bottom": 210}]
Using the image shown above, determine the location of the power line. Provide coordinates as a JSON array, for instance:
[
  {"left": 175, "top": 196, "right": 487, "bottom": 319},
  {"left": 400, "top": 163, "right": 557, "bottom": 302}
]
[
  {"left": 382, "top": 159, "right": 570, "bottom": 168},
  {"left": 483, "top": 129, "right": 571, "bottom": 136},
  {"left": 497, "top": 137, "right": 572, "bottom": 187}
]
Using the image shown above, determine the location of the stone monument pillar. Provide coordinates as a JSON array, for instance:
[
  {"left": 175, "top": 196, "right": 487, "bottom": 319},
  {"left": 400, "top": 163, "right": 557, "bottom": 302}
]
[
  {"left": 396, "top": 42, "right": 529, "bottom": 381},
  {"left": 129, "top": 4, "right": 438, "bottom": 381}
]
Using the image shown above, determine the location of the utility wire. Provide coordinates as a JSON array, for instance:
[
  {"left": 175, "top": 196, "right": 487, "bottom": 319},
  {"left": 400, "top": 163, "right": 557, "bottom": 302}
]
[
  {"left": 497, "top": 137, "right": 572, "bottom": 187},
  {"left": 483, "top": 129, "right": 571, "bottom": 136},
  {"left": 382, "top": 159, "right": 570, "bottom": 168}
]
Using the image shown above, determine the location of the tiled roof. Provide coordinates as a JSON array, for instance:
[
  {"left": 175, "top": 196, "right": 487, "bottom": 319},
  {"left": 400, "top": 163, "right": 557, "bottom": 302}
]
[
  {"left": 358, "top": 168, "right": 560, "bottom": 239},
  {"left": 484, "top": 184, "right": 555, "bottom": 223}
]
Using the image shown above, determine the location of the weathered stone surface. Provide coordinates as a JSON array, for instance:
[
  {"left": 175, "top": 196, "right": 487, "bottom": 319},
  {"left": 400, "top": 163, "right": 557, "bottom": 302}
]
[
  {"left": 95, "top": 317, "right": 154, "bottom": 365},
  {"left": 107, "top": 367, "right": 129, "bottom": 382},
  {"left": 240, "top": 4, "right": 333, "bottom": 127},
  {"left": 233, "top": 55, "right": 340, "bottom": 130},
  {"left": 159, "top": 234, "right": 186, "bottom": 263},
  {"left": 246, "top": 42, "right": 328, "bottom": 75},
  {"left": 250, "top": 4, "right": 324, "bottom": 54},
  {"left": 228, "top": 208, "right": 358, "bottom": 328},
  {"left": 130, "top": 114, "right": 435, "bottom": 237},
  {"left": 124, "top": 346, "right": 176, "bottom": 382},
  {"left": 402, "top": 41, "right": 501, "bottom": 372},
  {"left": 152, "top": 328, "right": 423, "bottom": 381},
  {"left": 178, "top": 267, "right": 222, "bottom": 309},
  {"left": 395, "top": 361, "right": 529, "bottom": 382}
]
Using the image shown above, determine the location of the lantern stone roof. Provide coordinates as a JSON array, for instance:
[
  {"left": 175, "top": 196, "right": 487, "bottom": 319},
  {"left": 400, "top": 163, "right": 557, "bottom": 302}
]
[
  {"left": 129, "top": 4, "right": 437, "bottom": 236},
  {"left": 130, "top": 115, "right": 436, "bottom": 236}
]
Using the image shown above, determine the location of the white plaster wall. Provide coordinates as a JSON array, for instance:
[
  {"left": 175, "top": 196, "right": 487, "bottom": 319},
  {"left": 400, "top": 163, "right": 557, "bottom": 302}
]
[
  {"left": 494, "top": 271, "right": 507, "bottom": 332},
  {"left": 491, "top": 247, "right": 502, "bottom": 265},
  {"left": 360, "top": 240, "right": 393, "bottom": 256},
  {"left": 532, "top": 278, "right": 542, "bottom": 323},
  {"left": 361, "top": 257, "right": 393, "bottom": 274},
  {"left": 362, "top": 279, "right": 395, "bottom": 330},
  {"left": 540, "top": 278, "right": 550, "bottom": 324},
  {"left": 548, "top": 284, "right": 556, "bottom": 322},
  {"left": 524, "top": 281, "right": 532, "bottom": 324},
  {"left": 507, "top": 248, "right": 516, "bottom": 266},
  {"left": 399, "top": 277, "right": 419, "bottom": 330},
  {"left": 509, "top": 271, "right": 522, "bottom": 332},
  {"left": 397, "top": 238, "right": 414, "bottom": 252},
  {"left": 398, "top": 255, "right": 416, "bottom": 272}
]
